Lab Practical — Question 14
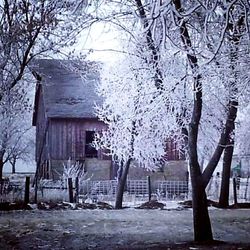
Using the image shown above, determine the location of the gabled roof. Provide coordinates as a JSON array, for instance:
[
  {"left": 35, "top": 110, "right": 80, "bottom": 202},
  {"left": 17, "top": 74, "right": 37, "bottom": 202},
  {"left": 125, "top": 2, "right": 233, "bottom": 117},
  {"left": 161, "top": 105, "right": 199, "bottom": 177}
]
[{"left": 32, "top": 59, "right": 101, "bottom": 125}]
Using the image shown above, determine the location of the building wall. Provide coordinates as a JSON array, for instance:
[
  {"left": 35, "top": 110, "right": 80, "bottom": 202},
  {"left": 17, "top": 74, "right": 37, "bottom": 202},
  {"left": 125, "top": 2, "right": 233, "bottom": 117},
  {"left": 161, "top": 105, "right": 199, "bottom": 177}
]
[
  {"left": 128, "top": 160, "right": 188, "bottom": 182},
  {"left": 49, "top": 158, "right": 112, "bottom": 180},
  {"left": 85, "top": 158, "right": 112, "bottom": 180},
  {"left": 37, "top": 117, "right": 187, "bottom": 181},
  {"left": 48, "top": 118, "right": 106, "bottom": 161},
  {"left": 165, "top": 139, "right": 185, "bottom": 161},
  {"left": 45, "top": 118, "right": 110, "bottom": 180}
]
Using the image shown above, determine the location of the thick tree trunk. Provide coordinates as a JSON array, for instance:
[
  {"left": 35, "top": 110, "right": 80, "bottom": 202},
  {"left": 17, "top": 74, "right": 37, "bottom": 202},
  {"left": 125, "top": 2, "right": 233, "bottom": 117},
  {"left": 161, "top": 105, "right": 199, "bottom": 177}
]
[
  {"left": 0, "top": 159, "right": 3, "bottom": 180},
  {"left": 188, "top": 108, "right": 213, "bottom": 241},
  {"left": 191, "top": 173, "right": 213, "bottom": 241},
  {"left": 189, "top": 124, "right": 213, "bottom": 242},
  {"left": 0, "top": 152, "right": 5, "bottom": 180},
  {"left": 115, "top": 159, "right": 131, "bottom": 209},
  {"left": 218, "top": 140, "right": 234, "bottom": 207}
]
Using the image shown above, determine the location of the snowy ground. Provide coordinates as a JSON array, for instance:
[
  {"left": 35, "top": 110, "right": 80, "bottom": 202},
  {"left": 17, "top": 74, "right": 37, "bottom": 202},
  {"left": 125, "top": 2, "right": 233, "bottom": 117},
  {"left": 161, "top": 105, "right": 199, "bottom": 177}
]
[{"left": 0, "top": 207, "right": 250, "bottom": 249}]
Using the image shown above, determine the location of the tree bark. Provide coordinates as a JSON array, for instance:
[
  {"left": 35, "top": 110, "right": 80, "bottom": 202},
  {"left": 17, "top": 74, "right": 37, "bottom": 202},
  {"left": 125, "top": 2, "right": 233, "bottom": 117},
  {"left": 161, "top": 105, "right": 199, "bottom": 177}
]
[
  {"left": 0, "top": 159, "right": 3, "bottom": 180},
  {"left": 0, "top": 151, "right": 5, "bottom": 180},
  {"left": 115, "top": 159, "right": 131, "bottom": 209},
  {"left": 191, "top": 170, "right": 213, "bottom": 241},
  {"left": 202, "top": 100, "right": 238, "bottom": 187},
  {"left": 189, "top": 104, "right": 213, "bottom": 242},
  {"left": 135, "top": 0, "right": 163, "bottom": 91},
  {"left": 11, "top": 157, "right": 17, "bottom": 174},
  {"left": 219, "top": 139, "right": 234, "bottom": 207}
]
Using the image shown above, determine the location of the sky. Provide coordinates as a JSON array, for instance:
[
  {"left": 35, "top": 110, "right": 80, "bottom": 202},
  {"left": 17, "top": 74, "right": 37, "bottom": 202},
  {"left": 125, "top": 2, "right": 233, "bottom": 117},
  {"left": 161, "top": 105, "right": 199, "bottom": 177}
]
[{"left": 74, "top": 22, "right": 123, "bottom": 64}]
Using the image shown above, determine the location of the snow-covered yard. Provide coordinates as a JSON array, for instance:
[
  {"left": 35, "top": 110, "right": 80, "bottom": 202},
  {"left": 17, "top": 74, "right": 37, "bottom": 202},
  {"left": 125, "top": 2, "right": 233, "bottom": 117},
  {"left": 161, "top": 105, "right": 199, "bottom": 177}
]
[{"left": 0, "top": 208, "right": 250, "bottom": 249}]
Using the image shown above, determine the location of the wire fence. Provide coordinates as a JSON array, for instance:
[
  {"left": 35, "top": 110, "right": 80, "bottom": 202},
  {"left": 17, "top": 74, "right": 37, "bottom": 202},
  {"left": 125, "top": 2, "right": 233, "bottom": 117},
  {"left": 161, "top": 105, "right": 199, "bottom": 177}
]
[
  {"left": 157, "top": 181, "right": 189, "bottom": 199},
  {"left": 0, "top": 179, "right": 24, "bottom": 203},
  {"left": 1, "top": 176, "right": 249, "bottom": 204},
  {"left": 37, "top": 179, "right": 190, "bottom": 202},
  {"left": 206, "top": 176, "right": 250, "bottom": 201}
]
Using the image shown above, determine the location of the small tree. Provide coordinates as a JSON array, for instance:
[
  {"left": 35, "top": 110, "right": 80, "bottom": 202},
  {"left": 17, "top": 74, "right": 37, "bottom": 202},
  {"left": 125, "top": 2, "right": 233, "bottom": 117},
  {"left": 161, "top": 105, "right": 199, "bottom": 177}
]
[
  {"left": 0, "top": 78, "right": 33, "bottom": 178},
  {"left": 62, "top": 159, "right": 88, "bottom": 183},
  {"left": 95, "top": 38, "right": 185, "bottom": 208}
]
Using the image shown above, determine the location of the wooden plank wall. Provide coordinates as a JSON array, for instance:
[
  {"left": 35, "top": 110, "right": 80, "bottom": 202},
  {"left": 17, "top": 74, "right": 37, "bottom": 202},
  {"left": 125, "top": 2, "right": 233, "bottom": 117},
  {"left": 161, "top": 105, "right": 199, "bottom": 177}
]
[
  {"left": 45, "top": 118, "right": 183, "bottom": 162},
  {"left": 49, "top": 118, "right": 106, "bottom": 160},
  {"left": 165, "top": 139, "right": 185, "bottom": 161}
]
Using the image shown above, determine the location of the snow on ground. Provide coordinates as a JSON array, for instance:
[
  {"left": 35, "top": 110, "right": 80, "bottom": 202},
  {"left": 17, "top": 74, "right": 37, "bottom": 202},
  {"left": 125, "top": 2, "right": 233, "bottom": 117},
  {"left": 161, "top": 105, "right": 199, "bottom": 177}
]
[{"left": 0, "top": 208, "right": 250, "bottom": 249}]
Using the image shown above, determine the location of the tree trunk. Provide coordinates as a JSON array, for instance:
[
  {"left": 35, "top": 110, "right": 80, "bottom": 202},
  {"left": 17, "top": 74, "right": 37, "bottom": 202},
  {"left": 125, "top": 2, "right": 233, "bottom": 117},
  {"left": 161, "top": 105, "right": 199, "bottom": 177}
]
[
  {"left": 12, "top": 164, "right": 16, "bottom": 174},
  {"left": 191, "top": 173, "right": 213, "bottom": 241},
  {"left": 171, "top": 0, "right": 214, "bottom": 241},
  {"left": 115, "top": 159, "right": 131, "bottom": 209},
  {"left": 218, "top": 16, "right": 241, "bottom": 207},
  {"left": 189, "top": 124, "right": 213, "bottom": 242},
  {"left": 11, "top": 157, "right": 17, "bottom": 174},
  {"left": 218, "top": 140, "right": 234, "bottom": 207},
  {"left": 202, "top": 100, "right": 238, "bottom": 187},
  {"left": 0, "top": 159, "right": 3, "bottom": 180},
  {"left": 202, "top": 11, "right": 242, "bottom": 187},
  {"left": 0, "top": 152, "right": 4, "bottom": 180}
]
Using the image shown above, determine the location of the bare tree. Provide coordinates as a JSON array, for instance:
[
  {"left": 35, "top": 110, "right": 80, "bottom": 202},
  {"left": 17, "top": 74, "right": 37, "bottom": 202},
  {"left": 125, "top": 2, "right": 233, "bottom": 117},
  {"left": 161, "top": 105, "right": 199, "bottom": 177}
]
[{"left": 0, "top": 0, "right": 91, "bottom": 179}]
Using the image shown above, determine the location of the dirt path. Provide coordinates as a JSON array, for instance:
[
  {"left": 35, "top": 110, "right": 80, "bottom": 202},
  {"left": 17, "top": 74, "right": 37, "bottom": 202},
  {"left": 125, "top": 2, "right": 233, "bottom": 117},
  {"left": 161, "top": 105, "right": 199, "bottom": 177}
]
[{"left": 0, "top": 208, "right": 250, "bottom": 249}]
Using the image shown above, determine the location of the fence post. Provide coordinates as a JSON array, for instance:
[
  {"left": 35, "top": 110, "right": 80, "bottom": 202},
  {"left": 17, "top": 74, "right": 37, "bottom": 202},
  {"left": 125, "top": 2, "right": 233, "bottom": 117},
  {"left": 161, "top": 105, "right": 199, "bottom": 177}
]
[
  {"left": 186, "top": 171, "right": 189, "bottom": 197},
  {"left": 68, "top": 178, "right": 74, "bottom": 203},
  {"left": 74, "top": 177, "right": 79, "bottom": 203},
  {"left": 147, "top": 176, "right": 152, "bottom": 201},
  {"left": 233, "top": 177, "right": 238, "bottom": 205},
  {"left": 244, "top": 176, "right": 249, "bottom": 201},
  {"left": 24, "top": 176, "right": 30, "bottom": 204},
  {"left": 34, "top": 176, "right": 38, "bottom": 203}
]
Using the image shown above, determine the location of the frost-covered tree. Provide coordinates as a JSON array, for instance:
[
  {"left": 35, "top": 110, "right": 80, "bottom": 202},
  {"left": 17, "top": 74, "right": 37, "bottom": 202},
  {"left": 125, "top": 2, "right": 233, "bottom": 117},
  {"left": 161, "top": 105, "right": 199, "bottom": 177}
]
[
  {"left": 92, "top": 0, "right": 250, "bottom": 242},
  {"left": 236, "top": 103, "right": 250, "bottom": 156},
  {"left": 95, "top": 39, "right": 188, "bottom": 208},
  {"left": 155, "top": 0, "right": 249, "bottom": 240}
]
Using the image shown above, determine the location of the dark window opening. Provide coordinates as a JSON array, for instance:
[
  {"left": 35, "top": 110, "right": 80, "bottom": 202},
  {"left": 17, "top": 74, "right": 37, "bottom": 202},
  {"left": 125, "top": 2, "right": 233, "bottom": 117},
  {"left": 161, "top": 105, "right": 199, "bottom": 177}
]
[
  {"left": 85, "top": 131, "right": 98, "bottom": 158},
  {"left": 165, "top": 139, "right": 185, "bottom": 161}
]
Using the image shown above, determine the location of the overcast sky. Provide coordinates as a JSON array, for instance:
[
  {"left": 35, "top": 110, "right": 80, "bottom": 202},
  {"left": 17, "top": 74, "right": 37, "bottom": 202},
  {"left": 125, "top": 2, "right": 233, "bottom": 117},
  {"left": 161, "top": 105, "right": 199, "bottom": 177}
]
[{"left": 75, "top": 22, "right": 122, "bottom": 64}]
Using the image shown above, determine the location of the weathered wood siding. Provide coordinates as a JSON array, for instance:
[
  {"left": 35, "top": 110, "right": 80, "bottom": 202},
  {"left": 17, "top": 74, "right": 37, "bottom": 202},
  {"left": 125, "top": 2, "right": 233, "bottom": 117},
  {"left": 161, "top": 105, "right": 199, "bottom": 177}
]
[
  {"left": 128, "top": 160, "right": 188, "bottom": 181},
  {"left": 48, "top": 118, "right": 106, "bottom": 160},
  {"left": 165, "top": 139, "right": 185, "bottom": 161},
  {"left": 50, "top": 159, "right": 112, "bottom": 180}
]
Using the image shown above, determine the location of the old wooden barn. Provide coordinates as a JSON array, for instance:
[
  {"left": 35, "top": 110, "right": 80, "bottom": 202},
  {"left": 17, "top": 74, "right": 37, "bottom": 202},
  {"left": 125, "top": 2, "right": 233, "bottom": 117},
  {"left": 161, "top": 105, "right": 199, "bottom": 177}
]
[
  {"left": 32, "top": 59, "right": 112, "bottom": 180},
  {"left": 32, "top": 59, "right": 187, "bottom": 181}
]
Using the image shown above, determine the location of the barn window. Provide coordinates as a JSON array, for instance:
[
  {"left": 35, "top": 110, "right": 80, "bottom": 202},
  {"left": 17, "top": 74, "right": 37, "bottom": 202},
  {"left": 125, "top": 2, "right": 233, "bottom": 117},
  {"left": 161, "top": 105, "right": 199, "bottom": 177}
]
[{"left": 85, "top": 131, "right": 98, "bottom": 158}]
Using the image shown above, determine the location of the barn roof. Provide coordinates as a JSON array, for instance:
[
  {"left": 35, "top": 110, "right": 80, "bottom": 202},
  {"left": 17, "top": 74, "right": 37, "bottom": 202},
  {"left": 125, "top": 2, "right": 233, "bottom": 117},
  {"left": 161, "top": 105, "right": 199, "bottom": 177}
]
[{"left": 32, "top": 59, "right": 101, "bottom": 125}]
